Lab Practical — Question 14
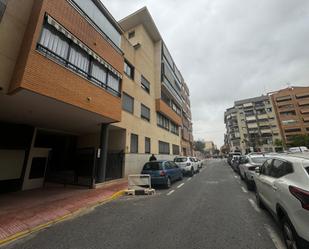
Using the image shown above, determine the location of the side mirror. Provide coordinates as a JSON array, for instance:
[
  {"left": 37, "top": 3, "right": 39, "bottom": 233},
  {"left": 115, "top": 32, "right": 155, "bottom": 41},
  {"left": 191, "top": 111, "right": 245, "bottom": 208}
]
[{"left": 255, "top": 167, "right": 260, "bottom": 174}]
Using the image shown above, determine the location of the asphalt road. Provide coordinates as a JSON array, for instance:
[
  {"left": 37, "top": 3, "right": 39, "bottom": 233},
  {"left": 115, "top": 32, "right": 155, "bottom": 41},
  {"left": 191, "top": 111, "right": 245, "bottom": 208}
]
[{"left": 3, "top": 159, "right": 287, "bottom": 249}]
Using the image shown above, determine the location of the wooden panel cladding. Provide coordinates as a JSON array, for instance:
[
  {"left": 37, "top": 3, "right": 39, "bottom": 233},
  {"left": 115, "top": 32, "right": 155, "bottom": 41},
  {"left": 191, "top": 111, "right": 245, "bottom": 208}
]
[{"left": 156, "top": 99, "right": 182, "bottom": 126}]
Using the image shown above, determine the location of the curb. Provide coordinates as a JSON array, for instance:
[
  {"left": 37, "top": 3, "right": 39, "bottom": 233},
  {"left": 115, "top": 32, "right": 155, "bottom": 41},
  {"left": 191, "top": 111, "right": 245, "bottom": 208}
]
[{"left": 0, "top": 189, "right": 126, "bottom": 246}]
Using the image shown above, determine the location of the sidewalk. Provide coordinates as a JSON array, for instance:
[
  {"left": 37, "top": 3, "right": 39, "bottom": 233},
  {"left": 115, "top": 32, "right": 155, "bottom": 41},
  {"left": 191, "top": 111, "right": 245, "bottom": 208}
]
[{"left": 0, "top": 179, "right": 127, "bottom": 245}]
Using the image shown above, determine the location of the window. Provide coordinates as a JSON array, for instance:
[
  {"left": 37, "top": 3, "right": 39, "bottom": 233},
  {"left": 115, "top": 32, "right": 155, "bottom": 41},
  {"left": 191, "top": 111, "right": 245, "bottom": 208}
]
[
  {"left": 122, "top": 93, "right": 134, "bottom": 113},
  {"left": 71, "top": 0, "right": 121, "bottom": 48},
  {"left": 261, "top": 159, "right": 272, "bottom": 176},
  {"left": 141, "top": 104, "right": 150, "bottom": 121},
  {"left": 280, "top": 110, "right": 296, "bottom": 116},
  {"left": 285, "top": 128, "right": 301, "bottom": 133},
  {"left": 170, "top": 122, "right": 179, "bottom": 135},
  {"left": 68, "top": 44, "right": 90, "bottom": 77},
  {"left": 145, "top": 137, "right": 151, "bottom": 154},
  {"left": 143, "top": 162, "right": 162, "bottom": 171},
  {"left": 270, "top": 159, "right": 293, "bottom": 178},
  {"left": 124, "top": 60, "right": 134, "bottom": 79},
  {"left": 37, "top": 21, "right": 121, "bottom": 96},
  {"left": 159, "top": 141, "right": 170, "bottom": 154},
  {"left": 276, "top": 95, "right": 292, "bottom": 102},
  {"left": 279, "top": 104, "right": 294, "bottom": 109},
  {"left": 171, "top": 101, "right": 181, "bottom": 115},
  {"left": 157, "top": 113, "right": 170, "bottom": 130},
  {"left": 128, "top": 30, "right": 135, "bottom": 39},
  {"left": 130, "top": 134, "right": 138, "bottom": 153},
  {"left": 282, "top": 120, "right": 297, "bottom": 125},
  {"left": 296, "top": 93, "right": 309, "bottom": 99},
  {"left": 172, "top": 144, "right": 180, "bottom": 155},
  {"left": 305, "top": 167, "right": 309, "bottom": 175},
  {"left": 141, "top": 75, "right": 150, "bottom": 93}
]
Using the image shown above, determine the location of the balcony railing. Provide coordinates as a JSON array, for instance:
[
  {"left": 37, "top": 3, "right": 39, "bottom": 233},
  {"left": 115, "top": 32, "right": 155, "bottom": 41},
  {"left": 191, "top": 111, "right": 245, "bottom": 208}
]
[{"left": 37, "top": 44, "right": 121, "bottom": 97}]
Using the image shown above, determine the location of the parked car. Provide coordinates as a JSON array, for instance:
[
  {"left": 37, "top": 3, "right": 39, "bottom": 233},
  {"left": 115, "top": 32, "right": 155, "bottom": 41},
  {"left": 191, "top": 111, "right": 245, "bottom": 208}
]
[
  {"left": 238, "top": 154, "right": 270, "bottom": 190},
  {"left": 174, "top": 156, "right": 199, "bottom": 176},
  {"left": 254, "top": 154, "right": 309, "bottom": 249},
  {"left": 193, "top": 157, "right": 203, "bottom": 169},
  {"left": 289, "top": 146, "right": 309, "bottom": 153},
  {"left": 141, "top": 160, "right": 183, "bottom": 188},
  {"left": 227, "top": 152, "right": 241, "bottom": 166},
  {"left": 231, "top": 155, "right": 241, "bottom": 172}
]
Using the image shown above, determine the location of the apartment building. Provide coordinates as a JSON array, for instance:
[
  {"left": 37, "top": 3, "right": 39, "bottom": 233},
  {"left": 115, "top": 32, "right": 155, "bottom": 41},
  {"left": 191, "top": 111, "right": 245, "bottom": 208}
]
[
  {"left": 114, "top": 7, "right": 193, "bottom": 176},
  {"left": 181, "top": 82, "right": 194, "bottom": 156},
  {"left": 269, "top": 86, "right": 309, "bottom": 146},
  {"left": 225, "top": 95, "right": 282, "bottom": 154},
  {"left": 0, "top": 0, "right": 124, "bottom": 192}
]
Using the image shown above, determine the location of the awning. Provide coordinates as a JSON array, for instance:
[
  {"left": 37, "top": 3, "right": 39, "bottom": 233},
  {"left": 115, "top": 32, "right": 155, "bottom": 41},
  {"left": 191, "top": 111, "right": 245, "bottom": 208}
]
[{"left": 46, "top": 15, "right": 122, "bottom": 79}]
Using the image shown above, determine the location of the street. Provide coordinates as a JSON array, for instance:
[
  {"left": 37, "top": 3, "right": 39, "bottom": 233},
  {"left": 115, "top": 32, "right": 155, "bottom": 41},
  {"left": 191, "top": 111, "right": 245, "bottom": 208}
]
[{"left": 3, "top": 160, "right": 286, "bottom": 249}]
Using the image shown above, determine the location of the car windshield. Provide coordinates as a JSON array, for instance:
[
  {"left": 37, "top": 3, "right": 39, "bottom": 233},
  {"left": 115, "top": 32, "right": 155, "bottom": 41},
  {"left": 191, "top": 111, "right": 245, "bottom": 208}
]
[
  {"left": 174, "top": 158, "right": 187, "bottom": 162},
  {"left": 251, "top": 157, "right": 268, "bottom": 164},
  {"left": 143, "top": 162, "right": 162, "bottom": 171}
]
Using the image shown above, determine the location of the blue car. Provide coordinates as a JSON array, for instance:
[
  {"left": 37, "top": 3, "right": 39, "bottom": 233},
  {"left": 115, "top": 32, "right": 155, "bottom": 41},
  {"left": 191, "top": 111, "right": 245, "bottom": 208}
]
[{"left": 141, "top": 160, "right": 183, "bottom": 188}]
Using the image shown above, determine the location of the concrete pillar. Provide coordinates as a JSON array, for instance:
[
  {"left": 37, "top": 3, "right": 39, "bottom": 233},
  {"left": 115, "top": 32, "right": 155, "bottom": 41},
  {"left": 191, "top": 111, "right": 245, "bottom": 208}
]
[{"left": 96, "top": 124, "right": 109, "bottom": 183}]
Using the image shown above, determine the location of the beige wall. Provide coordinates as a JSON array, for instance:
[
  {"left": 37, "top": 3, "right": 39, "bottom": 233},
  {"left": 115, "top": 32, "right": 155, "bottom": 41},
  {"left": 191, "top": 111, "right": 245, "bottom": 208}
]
[
  {"left": 0, "top": 0, "right": 34, "bottom": 93},
  {"left": 116, "top": 25, "right": 180, "bottom": 156}
]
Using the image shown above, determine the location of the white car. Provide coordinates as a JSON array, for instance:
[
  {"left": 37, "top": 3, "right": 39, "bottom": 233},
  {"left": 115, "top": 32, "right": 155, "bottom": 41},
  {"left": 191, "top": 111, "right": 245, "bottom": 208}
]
[
  {"left": 192, "top": 157, "right": 203, "bottom": 169},
  {"left": 174, "top": 156, "right": 199, "bottom": 176},
  {"left": 254, "top": 154, "right": 309, "bottom": 249},
  {"left": 239, "top": 154, "right": 270, "bottom": 190}
]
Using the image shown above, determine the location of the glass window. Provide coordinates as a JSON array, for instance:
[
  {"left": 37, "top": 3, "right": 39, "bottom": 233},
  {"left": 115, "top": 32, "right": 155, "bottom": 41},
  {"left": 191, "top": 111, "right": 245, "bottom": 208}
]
[
  {"left": 128, "top": 30, "right": 135, "bottom": 39},
  {"left": 159, "top": 141, "right": 170, "bottom": 154},
  {"left": 0, "top": 0, "right": 7, "bottom": 22},
  {"left": 68, "top": 44, "right": 89, "bottom": 76},
  {"left": 143, "top": 162, "right": 162, "bottom": 171},
  {"left": 141, "top": 104, "right": 150, "bottom": 121},
  {"left": 122, "top": 93, "right": 134, "bottom": 113},
  {"left": 124, "top": 60, "right": 134, "bottom": 79},
  {"left": 174, "top": 157, "right": 187, "bottom": 162},
  {"left": 39, "top": 25, "right": 69, "bottom": 61},
  {"left": 171, "top": 122, "right": 179, "bottom": 135},
  {"left": 270, "top": 160, "right": 293, "bottom": 178},
  {"left": 91, "top": 60, "right": 107, "bottom": 86},
  {"left": 107, "top": 72, "right": 120, "bottom": 94},
  {"left": 157, "top": 113, "right": 170, "bottom": 130},
  {"left": 261, "top": 159, "right": 272, "bottom": 176},
  {"left": 145, "top": 137, "right": 151, "bottom": 154},
  {"left": 172, "top": 144, "right": 180, "bottom": 155},
  {"left": 130, "top": 134, "right": 138, "bottom": 153},
  {"left": 305, "top": 167, "right": 309, "bottom": 175},
  {"left": 71, "top": 0, "right": 121, "bottom": 47},
  {"left": 141, "top": 75, "right": 150, "bottom": 93}
]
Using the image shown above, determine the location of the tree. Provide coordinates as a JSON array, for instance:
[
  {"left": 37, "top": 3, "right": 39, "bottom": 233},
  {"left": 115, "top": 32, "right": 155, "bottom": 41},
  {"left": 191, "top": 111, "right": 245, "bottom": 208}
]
[
  {"left": 289, "top": 135, "right": 309, "bottom": 147},
  {"left": 274, "top": 139, "right": 283, "bottom": 147},
  {"left": 193, "top": 140, "right": 205, "bottom": 152}
]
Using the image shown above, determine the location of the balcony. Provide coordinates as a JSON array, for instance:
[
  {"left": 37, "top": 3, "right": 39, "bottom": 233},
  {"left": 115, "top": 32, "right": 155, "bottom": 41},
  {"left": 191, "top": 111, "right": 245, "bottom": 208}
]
[
  {"left": 257, "top": 114, "right": 268, "bottom": 120},
  {"left": 156, "top": 99, "right": 182, "bottom": 126}
]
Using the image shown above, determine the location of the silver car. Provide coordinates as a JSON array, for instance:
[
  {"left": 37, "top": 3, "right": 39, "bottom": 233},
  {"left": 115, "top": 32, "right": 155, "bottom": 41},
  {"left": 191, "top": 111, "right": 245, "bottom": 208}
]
[{"left": 174, "top": 156, "right": 198, "bottom": 176}]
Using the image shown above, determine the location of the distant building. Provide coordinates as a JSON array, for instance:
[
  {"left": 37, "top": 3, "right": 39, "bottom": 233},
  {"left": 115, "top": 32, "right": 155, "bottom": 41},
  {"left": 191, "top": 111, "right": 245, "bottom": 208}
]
[
  {"left": 269, "top": 86, "right": 309, "bottom": 147},
  {"left": 224, "top": 95, "right": 282, "bottom": 154},
  {"left": 205, "top": 141, "right": 216, "bottom": 155}
]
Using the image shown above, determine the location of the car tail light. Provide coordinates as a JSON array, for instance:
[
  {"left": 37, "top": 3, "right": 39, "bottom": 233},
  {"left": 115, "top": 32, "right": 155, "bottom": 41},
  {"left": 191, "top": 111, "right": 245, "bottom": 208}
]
[
  {"left": 160, "top": 171, "right": 166, "bottom": 176},
  {"left": 186, "top": 163, "right": 191, "bottom": 166},
  {"left": 289, "top": 186, "right": 309, "bottom": 211}
]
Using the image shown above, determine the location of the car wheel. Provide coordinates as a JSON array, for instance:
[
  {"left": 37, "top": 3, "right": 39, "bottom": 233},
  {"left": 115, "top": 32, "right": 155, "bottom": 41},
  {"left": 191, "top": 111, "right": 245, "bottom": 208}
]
[
  {"left": 165, "top": 177, "right": 171, "bottom": 189},
  {"left": 255, "top": 191, "right": 265, "bottom": 209},
  {"left": 240, "top": 172, "right": 244, "bottom": 180},
  {"left": 190, "top": 168, "right": 194, "bottom": 177},
  {"left": 282, "top": 217, "right": 299, "bottom": 249}
]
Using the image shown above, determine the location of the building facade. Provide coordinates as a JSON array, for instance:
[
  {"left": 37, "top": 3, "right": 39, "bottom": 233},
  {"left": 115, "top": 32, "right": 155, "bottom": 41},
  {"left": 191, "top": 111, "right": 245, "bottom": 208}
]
[
  {"left": 0, "top": 0, "right": 124, "bottom": 192},
  {"left": 269, "top": 86, "right": 309, "bottom": 146},
  {"left": 225, "top": 95, "right": 282, "bottom": 154},
  {"left": 115, "top": 7, "right": 193, "bottom": 176}
]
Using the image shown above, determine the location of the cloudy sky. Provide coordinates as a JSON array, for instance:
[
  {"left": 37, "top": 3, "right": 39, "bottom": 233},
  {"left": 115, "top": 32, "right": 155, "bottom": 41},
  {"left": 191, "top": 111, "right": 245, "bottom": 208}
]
[{"left": 104, "top": 0, "right": 309, "bottom": 147}]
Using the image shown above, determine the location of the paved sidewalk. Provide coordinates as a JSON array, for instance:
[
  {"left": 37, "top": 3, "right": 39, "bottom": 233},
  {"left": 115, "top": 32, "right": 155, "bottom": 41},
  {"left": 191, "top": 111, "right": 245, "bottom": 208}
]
[{"left": 0, "top": 179, "right": 127, "bottom": 245}]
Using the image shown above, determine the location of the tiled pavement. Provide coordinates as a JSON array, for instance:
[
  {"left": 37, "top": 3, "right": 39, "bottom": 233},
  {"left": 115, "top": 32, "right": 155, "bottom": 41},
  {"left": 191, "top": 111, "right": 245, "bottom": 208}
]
[{"left": 0, "top": 179, "right": 127, "bottom": 243}]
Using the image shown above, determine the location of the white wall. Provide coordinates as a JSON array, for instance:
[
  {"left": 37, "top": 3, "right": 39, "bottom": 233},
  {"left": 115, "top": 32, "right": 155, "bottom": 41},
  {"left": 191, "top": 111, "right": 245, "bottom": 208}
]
[{"left": 0, "top": 149, "right": 25, "bottom": 180}]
